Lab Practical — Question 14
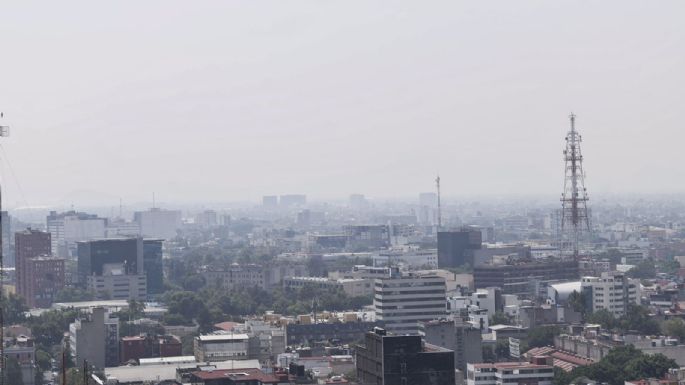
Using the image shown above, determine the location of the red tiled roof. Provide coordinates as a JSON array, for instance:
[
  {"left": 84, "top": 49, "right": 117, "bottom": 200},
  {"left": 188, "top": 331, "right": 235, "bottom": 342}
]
[
  {"left": 214, "top": 321, "right": 240, "bottom": 331},
  {"left": 523, "top": 346, "right": 594, "bottom": 373},
  {"left": 551, "top": 351, "right": 594, "bottom": 366}
]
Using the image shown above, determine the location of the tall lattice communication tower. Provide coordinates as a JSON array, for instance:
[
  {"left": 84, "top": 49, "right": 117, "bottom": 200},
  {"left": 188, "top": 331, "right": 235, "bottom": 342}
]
[
  {"left": 0, "top": 114, "right": 9, "bottom": 385},
  {"left": 560, "top": 113, "right": 591, "bottom": 258}
]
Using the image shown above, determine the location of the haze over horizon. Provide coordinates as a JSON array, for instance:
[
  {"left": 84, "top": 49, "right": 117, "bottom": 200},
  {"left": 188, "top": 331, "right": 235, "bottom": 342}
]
[{"left": 1, "top": 0, "right": 684, "bottom": 207}]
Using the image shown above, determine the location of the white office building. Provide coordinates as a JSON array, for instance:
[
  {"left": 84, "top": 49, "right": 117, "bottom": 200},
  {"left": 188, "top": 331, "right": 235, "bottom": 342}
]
[
  {"left": 194, "top": 333, "right": 250, "bottom": 362},
  {"left": 86, "top": 272, "right": 147, "bottom": 301},
  {"left": 467, "top": 360, "right": 554, "bottom": 385},
  {"left": 581, "top": 272, "right": 639, "bottom": 317},
  {"left": 373, "top": 270, "right": 447, "bottom": 335},
  {"left": 134, "top": 208, "right": 182, "bottom": 240},
  {"left": 47, "top": 211, "right": 107, "bottom": 257}
]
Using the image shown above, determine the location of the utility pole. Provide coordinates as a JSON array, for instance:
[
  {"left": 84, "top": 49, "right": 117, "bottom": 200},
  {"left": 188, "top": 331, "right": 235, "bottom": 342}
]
[{"left": 0, "top": 114, "right": 9, "bottom": 385}]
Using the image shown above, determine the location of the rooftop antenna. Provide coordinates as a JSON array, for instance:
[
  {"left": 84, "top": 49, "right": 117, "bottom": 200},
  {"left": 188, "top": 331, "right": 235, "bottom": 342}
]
[
  {"left": 152, "top": 192, "right": 156, "bottom": 209},
  {"left": 0, "top": 112, "right": 9, "bottom": 385},
  {"left": 119, "top": 197, "right": 123, "bottom": 218},
  {"left": 435, "top": 174, "right": 442, "bottom": 230}
]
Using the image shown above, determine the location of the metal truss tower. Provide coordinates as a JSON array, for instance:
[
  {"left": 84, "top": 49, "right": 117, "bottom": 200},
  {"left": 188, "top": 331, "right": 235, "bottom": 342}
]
[
  {"left": 0, "top": 114, "right": 9, "bottom": 385},
  {"left": 560, "top": 113, "right": 591, "bottom": 258}
]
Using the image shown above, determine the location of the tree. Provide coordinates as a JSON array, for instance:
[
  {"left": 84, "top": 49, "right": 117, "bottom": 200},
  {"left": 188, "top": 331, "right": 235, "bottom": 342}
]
[
  {"left": 28, "top": 309, "right": 80, "bottom": 348},
  {"left": 182, "top": 274, "right": 206, "bottom": 291},
  {"left": 526, "top": 325, "right": 561, "bottom": 348},
  {"left": 482, "top": 345, "right": 496, "bottom": 363},
  {"left": 662, "top": 318, "right": 685, "bottom": 341},
  {"left": 35, "top": 349, "right": 52, "bottom": 372},
  {"left": 625, "top": 353, "right": 678, "bottom": 380},
  {"left": 657, "top": 258, "right": 680, "bottom": 274},
  {"left": 495, "top": 339, "right": 510, "bottom": 359},
  {"left": 54, "top": 287, "right": 95, "bottom": 302},
  {"left": 557, "top": 345, "right": 677, "bottom": 385},
  {"left": 118, "top": 299, "right": 145, "bottom": 321},
  {"left": 2, "top": 292, "right": 28, "bottom": 325},
  {"left": 568, "top": 290, "right": 586, "bottom": 314},
  {"left": 6, "top": 356, "right": 24, "bottom": 385},
  {"left": 489, "top": 311, "right": 510, "bottom": 326},
  {"left": 621, "top": 304, "right": 660, "bottom": 335},
  {"left": 627, "top": 259, "right": 657, "bottom": 279},
  {"left": 586, "top": 309, "right": 616, "bottom": 329}
]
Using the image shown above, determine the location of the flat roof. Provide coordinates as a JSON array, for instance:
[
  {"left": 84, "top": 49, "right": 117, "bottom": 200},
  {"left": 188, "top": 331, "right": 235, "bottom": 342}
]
[
  {"left": 53, "top": 300, "right": 129, "bottom": 309},
  {"left": 191, "top": 368, "right": 278, "bottom": 382},
  {"left": 105, "top": 359, "right": 260, "bottom": 383},
  {"left": 472, "top": 362, "right": 552, "bottom": 369},
  {"left": 198, "top": 333, "right": 249, "bottom": 341},
  {"left": 139, "top": 356, "right": 196, "bottom": 365}
]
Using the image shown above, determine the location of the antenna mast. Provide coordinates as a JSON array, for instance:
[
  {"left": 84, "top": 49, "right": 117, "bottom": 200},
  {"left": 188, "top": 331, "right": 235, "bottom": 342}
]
[
  {"left": 435, "top": 175, "right": 442, "bottom": 229},
  {"left": 560, "top": 113, "right": 591, "bottom": 259},
  {"left": 0, "top": 114, "right": 9, "bottom": 385}
]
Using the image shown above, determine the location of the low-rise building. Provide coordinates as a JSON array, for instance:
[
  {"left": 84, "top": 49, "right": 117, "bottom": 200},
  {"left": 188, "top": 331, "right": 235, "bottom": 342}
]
[
  {"left": 285, "top": 320, "right": 382, "bottom": 345},
  {"left": 119, "top": 334, "right": 182, "bottom": 364},
  {"left": 187, "top": 368, "right": 286, "bottom": 385},
  {"left": 466, "top": 357, "right": 555, "bottom": 385},
  {"left": 284, "top": 276, "right": 372, "bottom": 297},
  {"left": 474, "top": 260, "right": 579, "bottom": 295},
  {"left": 421, "top": 318, "right": 483, "bottom": 372},
  {"left": 194, "top": 333, "right": 250, "bottom": 362},
  {"left": 203, "top": 263, "right": 308, "bottom": 291},
  {"left": 5, "top": 335, "right": 37, "bottom": 385}
]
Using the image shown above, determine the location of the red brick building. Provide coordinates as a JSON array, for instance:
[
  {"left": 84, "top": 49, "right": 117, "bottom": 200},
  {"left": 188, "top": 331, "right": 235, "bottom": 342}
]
[
  {"left": 120, "top": 335, "right": 182, "bottom": 364},
  {"left": 24, "top": 256, "right": 65, "bottom": 308},
  {"left": 15, "top": 229, "right": 64, "bottom": 308}
]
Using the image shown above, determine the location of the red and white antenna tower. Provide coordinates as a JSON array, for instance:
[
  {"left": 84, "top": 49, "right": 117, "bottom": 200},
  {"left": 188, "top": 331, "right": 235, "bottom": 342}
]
[
  {"left": 0, "top": 113, "right": 9, "bottom": 385},
  {"left": 560, "top": 113, "right": 591, "bottom": 259},
  {"left": 435, "top": 175, "right": 442, "bottom": 229}
]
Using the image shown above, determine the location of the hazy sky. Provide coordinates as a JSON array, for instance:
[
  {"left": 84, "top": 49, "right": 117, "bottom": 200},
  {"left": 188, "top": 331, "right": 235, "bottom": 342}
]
[{"left": 0, "top": 1, "right": 683, "bottom": 207}]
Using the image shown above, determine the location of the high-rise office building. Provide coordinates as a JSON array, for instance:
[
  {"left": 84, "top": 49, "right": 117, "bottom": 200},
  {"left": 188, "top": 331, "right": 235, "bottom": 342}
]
[
  {"left": 262, "top": 196, "right": 278, "bottom": 208},
  {"left": 195, "top": 210, "right": 218, "bottom": 228},
  {"left": 133, "top": 208, "right": 181, "bottom": 240},
  {"left": 142, "top": 239, "right": 164, "bottom": 296},
  {"left": 581, "top": 272, "right": 639, "bottom": 317},
  {"left": 279, "top": 194, "right": 306, "bottom": 207},
  {"left": 374, "top": 270, "right": 447, "bottom": 335},
  {"left": 437, "top": 229, "right": 482, "bottom": 268},
  {"left": 15, "top": 229, "right": 52, "bottom": 303},
  {"left": 47, "top": 211, "right": 107, "bottom": 257},
  {"left": 349, "top": 194, "right": 368, "bottom": 210},
  {"left": 356, "top": 327, "right": 456, "bottom": 385},
  {"left": 1, "top": 211, "right": 12, "bottom": 267},
  {"left": 77, "top": 238, "right": 152, "bottom": 300},
  {"left": 24, "top": 256, "right": 65, "bottom": 308},
  {"left": 69, "top": 307, "right": 120, "bottom": 369}
]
